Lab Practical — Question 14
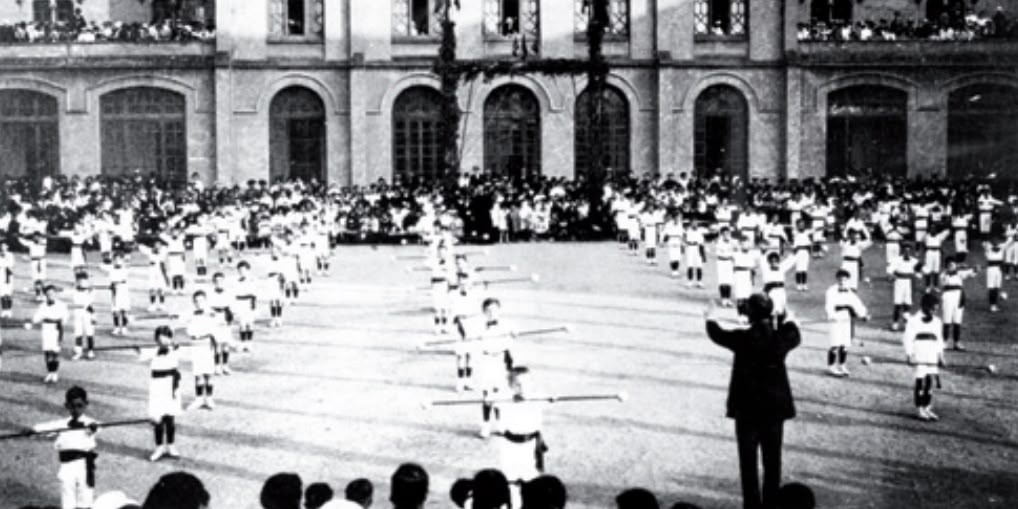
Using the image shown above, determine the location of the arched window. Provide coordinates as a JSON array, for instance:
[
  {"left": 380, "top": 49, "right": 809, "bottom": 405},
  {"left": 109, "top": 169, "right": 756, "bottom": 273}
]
[
  {"left": 392, "top": 86, "right": 445, "bottom": 185},
  {"left": 575, "top": 85, "right": 630, "bottom": 176},
  {"left": 0, "top": 90, "right": 59, "bottom": 179},
  {"left": 948, "top": 84, "right": 1018, "bottom": 179},
  {"left": 694, "top": 85, "right": 748, "bottom": 180},
  {"left": 483, "top": 85, "right": 541, "bottom": 180},
  {"left": 270, "top": 86, "right": 326, "bottom": 183},
  {"left": 826, "top": 85, "right": 907, "bottom": 179},
  {"left": 101, "top": 87, "right": 186, "bottom": 184}
]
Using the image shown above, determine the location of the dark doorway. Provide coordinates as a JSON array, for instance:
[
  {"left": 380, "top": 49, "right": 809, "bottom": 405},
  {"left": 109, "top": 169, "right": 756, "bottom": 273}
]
[
  {"left": 948, "top": 84, "right": 1018, "bottom": 180},
  {"left": 483, "top": 84, "right": 541, "bottom": 180},
  {"left": 101, "top": 87, "right": 186, "bottom": 185},
  {"left": 0, "top": 89, "right": 60, "bottom": 181},
  {"left": 694, "top": 85, "right": 748, "bottom": 180},
  {"left": 826, "top": 85, "right": 907, "bottom": 179},
  {"left": 575, "top": 84, "right": 630, "bottom": 177},
  {"left": 270, "top": 86, "right": 326, "bottom": 183}
]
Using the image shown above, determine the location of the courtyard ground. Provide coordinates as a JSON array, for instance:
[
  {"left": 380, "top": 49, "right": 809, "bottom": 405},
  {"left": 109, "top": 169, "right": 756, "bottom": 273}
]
[{"left": 0, "top": 241, "right": 1016, "bottom": 509}]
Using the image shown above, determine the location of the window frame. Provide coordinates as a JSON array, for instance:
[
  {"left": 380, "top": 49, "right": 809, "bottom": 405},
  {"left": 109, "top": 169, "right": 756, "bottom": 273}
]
[
  {"left": 483, "top": 0, "right": 540, "bottom": 47},
  {"left": 483, "top": 84, "right": 542, "bottom": 179},
  {"left": 32, "top": 0, "right": 75, "bottom": 24},
  {"left": 0, "top": 89, "right": 61, "bottom": 179},
  {"left": 392, "top": 87, "right": 446, "bottom": 185},
  {"left": 268, "top": 0, "right": 324, "bottom": 43},
  {"left": 392, "top": 0, "right": 443, "bottom": 42},
  {"left": 574, "top": 0, "right": 631, "bottom": 42},
  {"left": 99, "top": 87, "right": 187, "bottom": 184},
  {"left": 693, "top": 0, "right": 748, "bottom": 42}
]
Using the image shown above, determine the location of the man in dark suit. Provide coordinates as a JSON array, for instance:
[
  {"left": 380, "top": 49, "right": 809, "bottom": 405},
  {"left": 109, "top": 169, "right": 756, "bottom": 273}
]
[{"left": 705, "top": 293, "right": 801, "bottom": 509}]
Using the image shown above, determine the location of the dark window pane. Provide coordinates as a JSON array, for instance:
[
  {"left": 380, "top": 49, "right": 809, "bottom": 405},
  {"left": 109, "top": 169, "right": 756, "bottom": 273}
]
[
  {"left": 411, "top": 0, "right": 430, "bottom": 35},
  {"left": 288, "top": 0, "right": 306, "bottom": 34}
]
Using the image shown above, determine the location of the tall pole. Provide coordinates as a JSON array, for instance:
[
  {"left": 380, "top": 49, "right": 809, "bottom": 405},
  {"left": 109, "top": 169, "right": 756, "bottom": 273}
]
[
  {"left": 434, "top": 1, "right": 462, "bottom": 185},
  {"left": 585, "top": 0, "right": 611, "bottom": 217}
]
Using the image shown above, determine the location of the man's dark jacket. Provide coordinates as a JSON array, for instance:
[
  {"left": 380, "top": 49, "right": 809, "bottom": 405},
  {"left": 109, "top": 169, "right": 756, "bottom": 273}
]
[{"left": 706, "top": 320, "right": 801, "bottom": 422}]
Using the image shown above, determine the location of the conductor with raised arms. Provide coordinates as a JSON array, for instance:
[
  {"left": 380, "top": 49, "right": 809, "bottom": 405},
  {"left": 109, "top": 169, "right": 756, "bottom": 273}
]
[{"left": 705, "top": 293, "right": 801, "bottom": 509}]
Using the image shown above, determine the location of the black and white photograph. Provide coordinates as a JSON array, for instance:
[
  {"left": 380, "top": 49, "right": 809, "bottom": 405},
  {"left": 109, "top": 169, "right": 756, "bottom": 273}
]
[{"left": 0, "top": 1, "right": 1017, "bottom": 508}]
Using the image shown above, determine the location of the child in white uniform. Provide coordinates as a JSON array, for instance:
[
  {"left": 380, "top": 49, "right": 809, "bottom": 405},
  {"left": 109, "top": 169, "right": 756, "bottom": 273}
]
[
  {"left": 0, "top": 242, "right": 13, "bottom": 318},
  {"left": 903, "top": 293, "right": 946, "bottom": 421},
  {"left": 662, "top": 214, "right": 684, "bottom": 278},
  {"left": 185, "top": 290, "right": 220, "bottom": 410},
  {"left": 33, "top": 386, "right": 99, "bottom": 509},
  {"left": 984, "top": 238, "right": 1011, "bottom": 312},
  {"left": 106, "top": 253, "right": 131, "bottom": 336},
  {"left": 886, "top": 242, "right": 922, "bottom": 331},
  {"left": 714, "top": 227, "right": 736, "bottom": 306},
  {"left": 684, "top": 221, "right": 706, "bottom": 288},
  {"left": 825, "top": 270, "right": 869, "bottom": 377},
  {"left": 139, "top": 242, "right": 168, "bottom": 312},
  {"left": 939, "top": 256, "right": 977, "bottom": 351},
  {"left": 495, "top": 366, "right": 548, "bottom": 501},
  {"left": 234, "top": 261, "right": 258, "bottom": 352},
  {"left": 28, "top": 285, "right": 69, "bottom": 383},
  {"left": 141, "top": 325, "right": 183, "bottom": 461},
  {"left": 70, "top": 274, "right": 96, "bottom": 360}
]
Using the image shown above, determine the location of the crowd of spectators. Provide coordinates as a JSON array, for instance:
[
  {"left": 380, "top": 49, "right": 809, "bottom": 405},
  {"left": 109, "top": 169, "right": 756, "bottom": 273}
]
[
  {"left": 15, "top": 464, "right": 821, "bottom": 509},
  {"left": 797, "top": 8, "right": 1018, "bottom": 41},
  {"left": 0, "top": 11, "right": 214, "bottom": 44},
  {"left": 2, "top": 166, "right": 1015, "bottom": 253}
]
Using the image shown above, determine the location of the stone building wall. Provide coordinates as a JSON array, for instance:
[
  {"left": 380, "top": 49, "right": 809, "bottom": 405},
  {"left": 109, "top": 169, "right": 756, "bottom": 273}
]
[
  {"left": 0, "top": 0, "right": 1014, "bottom": 186},
  {"left": 0, "top": 66, "right": 215, "bottom": 181}
]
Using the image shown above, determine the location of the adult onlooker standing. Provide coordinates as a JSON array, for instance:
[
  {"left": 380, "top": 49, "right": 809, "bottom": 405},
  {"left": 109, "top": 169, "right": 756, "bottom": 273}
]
[
  {"left": 389, "top": 463, "right": 428, "bottom": 509},
  {"left": 705, "top": 294, "right": 801, "bottom": 509},
  {"left": 261, "top": 473, "right": 303, "bottom": 509},
  {"left": 141, "top": 471, "right": 210, "bottom": 509}
]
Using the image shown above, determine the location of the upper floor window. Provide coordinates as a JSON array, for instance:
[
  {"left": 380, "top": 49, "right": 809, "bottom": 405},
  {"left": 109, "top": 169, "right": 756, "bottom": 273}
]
[
  {"left": 485, "top": 0, "right": 540, "bottom": 47},
  {"left": 575, "top": 0, "right": 629, "bottom": 39},
  {"left": 269, "top": 0, "right": 323, "bottom": 40},
  {"left": 694, "top": 0, "right": 746, "bottom": 39},
  {"left": 393, "top": 0, "right": 442, "bottom": 39},
  {"left": 33, "top": 0, "right": 75, "bottom": 24}
]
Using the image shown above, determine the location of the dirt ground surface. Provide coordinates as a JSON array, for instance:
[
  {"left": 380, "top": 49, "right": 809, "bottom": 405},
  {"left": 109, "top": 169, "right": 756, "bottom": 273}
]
[{"left": 1, "top": 241, "right": 1016, "bottom": 509}]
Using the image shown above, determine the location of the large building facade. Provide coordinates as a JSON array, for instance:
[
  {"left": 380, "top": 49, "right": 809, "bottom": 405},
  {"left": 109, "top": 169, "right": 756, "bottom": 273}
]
[{"left": 0, "top": 0, "right": 1016, "bottom": 185}]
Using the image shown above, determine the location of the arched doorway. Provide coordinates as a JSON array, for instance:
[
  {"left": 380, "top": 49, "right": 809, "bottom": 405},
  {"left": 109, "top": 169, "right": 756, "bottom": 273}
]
[
  {"left": 826, "top": 85, "right": 907, "bottom": 179},
  {"left": 101, "top": 87, "right": 186, "bottom": 184},
  {"left": 0, "top": 89, "right": 59, "bottom": 180},
  {"left": 483, "top": 85, "right": 541, "bottom": 180},
  {"left": 270, "top": 86, "right": 326, "bottom": 183},
  {"left": 948, "top": 84, "right": 1018, "bottom": 180},
  {"left": 392, "top": 86, "right": 445, "bottom": 186},
  {"left": 694, "top": 85, "right": 748, "bottom": 180},
  {"left": 575, "top": 84, "right": 630, "bottom": 177}
]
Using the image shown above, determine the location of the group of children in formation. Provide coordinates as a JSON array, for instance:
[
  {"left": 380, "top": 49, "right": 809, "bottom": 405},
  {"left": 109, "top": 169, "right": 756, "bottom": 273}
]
[
  {"left": 7, "top": 195, "right": 338, "bottom": 509},
  {"left": 417, "top": 224, "right": 550, "bottom": 503},
  {"left": 614, "top": 187, "right": 1017, "bottom": 422}
]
